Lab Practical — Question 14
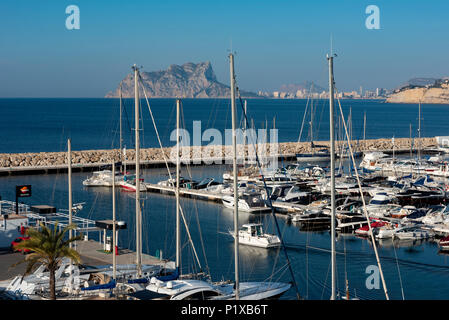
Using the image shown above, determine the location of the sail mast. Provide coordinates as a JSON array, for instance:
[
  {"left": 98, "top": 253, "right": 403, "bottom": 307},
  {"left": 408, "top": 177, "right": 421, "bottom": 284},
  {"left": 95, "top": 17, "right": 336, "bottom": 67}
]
[
  {"left": 327, "top": 54, "right": 336, "bottom": 300},
  {"left": 229, "top": 53, "right": 240, "bottom": 300},
  {"left": 112, "top": 160, "right": 117, "bottom": 280},
  {"left": 68, "top": 139, "right": 73, "bottom": 250},
  {"left": 119, "top": 82, "right": 123, "bottom": 169},
  {"left": 133, "top": 64, "right": 142, "bottom": 277},
  {"left": 176, "top": 99, "right": 181, "bottom": 273},
  {"left": 418, "top": 102, "right": 421, "bottom": 162}
]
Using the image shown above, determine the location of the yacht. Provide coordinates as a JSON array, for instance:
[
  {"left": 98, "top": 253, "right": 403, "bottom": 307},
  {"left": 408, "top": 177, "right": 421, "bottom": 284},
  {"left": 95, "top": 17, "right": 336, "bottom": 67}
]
[
  {"left": 119, "top": 174, "right": 147, "bottom": 192},
  {"left": 365, "top": 193, "right": 400, "bottom": 218},
  {"left": 222, "top": 193, "right": 271, "bottom": 213},
  {"left": 394, "top": 225, "right": 433, "bottom": 240},
  {"left": 229, "top": 223, "right": 281, "bottom": 248},
  {"left": 145, "top": 278, "right": 291, "bottom": 300},
  {"left": 83, "top": 170, "right": 124, "bottom": 187}
]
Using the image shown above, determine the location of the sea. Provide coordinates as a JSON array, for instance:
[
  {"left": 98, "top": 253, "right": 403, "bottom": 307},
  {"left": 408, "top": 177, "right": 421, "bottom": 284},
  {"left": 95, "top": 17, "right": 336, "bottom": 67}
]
[{"left": 1, "top": 98, "right": 449, "bottom": 300}]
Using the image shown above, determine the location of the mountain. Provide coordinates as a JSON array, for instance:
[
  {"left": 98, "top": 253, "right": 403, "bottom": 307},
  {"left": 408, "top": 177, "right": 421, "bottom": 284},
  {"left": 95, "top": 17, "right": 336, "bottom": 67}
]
[
  {"left": 394, "top": 77, "right": 439, "bottom": 91},
  {"left": 278, "top": 81, "right": 326, "bottom": 94},
  {"left": 105, "top": 61, "right": 257, "bottom": 98},
  {"left": 387, "top": 77, "right": 449, "bottom": 104}
]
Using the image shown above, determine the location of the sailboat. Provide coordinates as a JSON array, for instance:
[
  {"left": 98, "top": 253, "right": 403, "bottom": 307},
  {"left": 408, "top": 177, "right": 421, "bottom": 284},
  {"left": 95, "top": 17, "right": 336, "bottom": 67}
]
[
  {"left": 145, "top": 54, "right": 291, "bottom": 300},
  {"left": 83, "top": 83, "right": 127, "bottom": 188},
  {"left": 296, "top": 91, "right": 332, "bottom": 163}
]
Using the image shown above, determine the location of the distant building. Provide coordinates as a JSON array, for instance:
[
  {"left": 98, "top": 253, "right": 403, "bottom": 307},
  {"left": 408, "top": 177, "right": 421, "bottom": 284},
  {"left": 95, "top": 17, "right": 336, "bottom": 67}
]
[{"left": 273, "top": 91, "right": 280, "bottom": 98}]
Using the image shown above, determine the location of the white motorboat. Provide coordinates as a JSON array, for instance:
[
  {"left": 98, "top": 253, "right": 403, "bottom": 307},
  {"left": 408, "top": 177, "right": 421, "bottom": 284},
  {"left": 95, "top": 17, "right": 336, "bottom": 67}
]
[
  {"left": 365, "top": 193, "right": 400, "bottom": 218},
  {"left": 82, "top": 170, "right": 124, "bottom": 187},
  {"left": 229, "top": 223, "right": 281, "bottom": 248},
  {"left": 421, "top": 205, "right": 449, "bottom": 225},
  {"left": 359, "top": 152, "right": 392, "bottom": 171},
  {"left": 220, "top": 181, "right": 259, "bottom": 196},
  {"left": 222, "top": 193, "right": 271, "bottom": 213},
  {"left": 394, "top": 225, "right": 433, "bottom": 240},
  {"left": 264, "top": 183, "right": 309, "bottom": 203}
]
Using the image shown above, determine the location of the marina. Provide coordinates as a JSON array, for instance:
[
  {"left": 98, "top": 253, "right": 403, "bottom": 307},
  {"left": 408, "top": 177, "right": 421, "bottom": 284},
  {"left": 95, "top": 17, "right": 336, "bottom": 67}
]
[{"left": 2, "top": 68, "right": 449, "bottom": 300}]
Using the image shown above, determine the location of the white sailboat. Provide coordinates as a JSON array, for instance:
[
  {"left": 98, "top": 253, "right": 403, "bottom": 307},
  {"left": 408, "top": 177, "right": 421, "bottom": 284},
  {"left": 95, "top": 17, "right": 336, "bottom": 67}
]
[{"left": 83, "top": 83, "right": 126, "bottom": 187}]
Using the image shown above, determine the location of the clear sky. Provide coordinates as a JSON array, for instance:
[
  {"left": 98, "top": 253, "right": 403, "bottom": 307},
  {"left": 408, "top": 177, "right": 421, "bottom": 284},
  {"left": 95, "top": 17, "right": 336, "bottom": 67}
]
[{"left": 1, "top": 0, "right": 448, "bottom": 97}]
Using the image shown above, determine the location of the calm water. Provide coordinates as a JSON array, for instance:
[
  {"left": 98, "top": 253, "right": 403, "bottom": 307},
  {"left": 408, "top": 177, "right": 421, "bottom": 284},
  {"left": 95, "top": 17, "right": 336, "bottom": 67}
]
[
  {"left": 2, "top": 98, "right": 449, "bottom": 300},
  {"left": 1, "top": 98, "right": 449, "bottom": 153},
  {"left": 2, "top": 164, "right": 449, "bottom": 300}
]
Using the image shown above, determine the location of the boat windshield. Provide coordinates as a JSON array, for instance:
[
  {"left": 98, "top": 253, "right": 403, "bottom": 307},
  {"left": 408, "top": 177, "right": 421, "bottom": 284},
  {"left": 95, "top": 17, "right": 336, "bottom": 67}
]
[{"left": 370, "top": 200, "right": 390, "bottom": 205}]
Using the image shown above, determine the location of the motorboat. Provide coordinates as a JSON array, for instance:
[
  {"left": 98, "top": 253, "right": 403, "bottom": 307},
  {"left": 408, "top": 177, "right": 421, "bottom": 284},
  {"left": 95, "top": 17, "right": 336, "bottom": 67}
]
[
  {"left": 222, "top": 193, "right": 271, "bottom": 213},
  {"left": 365, "top": 193, "right": 400, "bottom": 218},
  {"left": 83, "top": 170, "right": 124, "bottom": 187},
  {"left": 119, "top": 174, "right": 147, "bottom": 192},
  {"left": 439, "top": 235, "right": 449, "bottom": 251},
  {"left": 421, "top": 205, "right": 449, "bottom": 225},
  {"left": 229, "top": 223, "right": 281, "bottom": 248},
  {"left": 296, "top": 148, "right": 331, "bottom": 163},
  {"left": 359, "top": 152, "right": 392, "bottom": 171},
  {"left": 265, "top": 184, "right": 309, "bottom": 204},
  {"left": 355, "top": 220, "right": 388, "bottom": 237},
  {"left": 394, "top": 225, "right": 433, "bottom": 240},
  {"left": 388, "top": 205, "right": 417, "bottom": 219},
  {"left": 220, "top": 181, "right": 259, "bottom": 196},
  {"left": 291, "top": 211, "right": 331, "bottom": 224}
]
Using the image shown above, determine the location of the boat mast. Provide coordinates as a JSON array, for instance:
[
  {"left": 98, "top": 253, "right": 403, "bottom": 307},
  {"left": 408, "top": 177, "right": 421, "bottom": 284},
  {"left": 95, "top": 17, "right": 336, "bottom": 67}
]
[
  {"left": 363, "top": 111, "right": 366, "bottom": 141},
  {"left": 68, "top": 139, "right": 73, "bottom": 250},
  {"left": 229, "top": 53, "right": 240, "bottom": 300},
  {"left": 112, "top": 160, "right": 117, "bottom": 280},
  {"left": 133, "top": 64, "right": 142, "bottom": 277},
  {"left": 176, "top": 99, "right": 181, "bottom": 273},
  {"left": 243, "top": 100, "right": 247, "bottom": 165},
  {"left": 119, "top": 82, "right": 123, "bottom": 170},
  {"left": 327, "top": 54, "right": 336, "bottom": 300},
  {"left": 418, "top": 101, "right": 421, "bottom": 162}
]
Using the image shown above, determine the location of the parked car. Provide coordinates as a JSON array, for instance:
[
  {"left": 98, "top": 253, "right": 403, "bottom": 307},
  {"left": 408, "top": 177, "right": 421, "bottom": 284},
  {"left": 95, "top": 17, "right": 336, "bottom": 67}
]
[{"left": 10, "top": 236, "right": 31, "bottom": 253}]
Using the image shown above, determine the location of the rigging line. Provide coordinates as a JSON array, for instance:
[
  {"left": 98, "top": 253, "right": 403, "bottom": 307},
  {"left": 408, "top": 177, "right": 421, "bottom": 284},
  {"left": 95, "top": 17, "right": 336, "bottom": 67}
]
[
  {"left": 297, "top": 91, "right": 311, "bottom": 143},
  {"left": 235, "top": 86, "right": 301, "bottom": 300},
  {"left": 334, "top": 87, "right": 390, "bottom": 300},
  {"left": 178, "top": 101, "right": 211, "bottom": 277},
  {"left": 137, "top": 76, "right": 205, "bottom": 273},
  {"left": 391, "top": 238, "right": 405, "bottom": 300},
  {"left": 120, "top": 96, "right": 134, "bottom": 149}
]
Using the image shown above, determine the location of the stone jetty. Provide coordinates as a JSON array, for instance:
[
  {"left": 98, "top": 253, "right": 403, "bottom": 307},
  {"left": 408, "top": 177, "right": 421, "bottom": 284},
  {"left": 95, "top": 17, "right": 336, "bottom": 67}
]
[{"left": 0, "top": 137, "right": 437, "bottom": 172}]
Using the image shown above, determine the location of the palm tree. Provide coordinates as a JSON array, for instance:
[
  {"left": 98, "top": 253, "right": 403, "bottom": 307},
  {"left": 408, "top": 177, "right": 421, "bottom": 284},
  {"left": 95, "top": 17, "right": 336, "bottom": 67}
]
[{"left": 12, "top": 221, "right": 83, "bottom": 300}]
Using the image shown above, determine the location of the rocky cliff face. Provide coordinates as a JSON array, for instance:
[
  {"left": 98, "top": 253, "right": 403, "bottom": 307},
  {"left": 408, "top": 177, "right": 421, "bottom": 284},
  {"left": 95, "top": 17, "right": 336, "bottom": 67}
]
[
  {"left": 387, "top": 78, "right": 449, "bottom": 104},
  {"left": 105, "top": 61, "right": 257, "bottom": 98}
]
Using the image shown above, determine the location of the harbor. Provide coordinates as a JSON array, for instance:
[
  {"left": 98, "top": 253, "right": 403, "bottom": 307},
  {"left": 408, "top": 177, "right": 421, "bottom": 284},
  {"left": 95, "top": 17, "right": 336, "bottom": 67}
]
[{"left": 2, "top": 64, "right": 449, "bottom": 300}]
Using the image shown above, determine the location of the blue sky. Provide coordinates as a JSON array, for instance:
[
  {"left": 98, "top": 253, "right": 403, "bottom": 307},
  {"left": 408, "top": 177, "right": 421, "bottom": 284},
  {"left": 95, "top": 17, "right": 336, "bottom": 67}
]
[{"left": 1, "top": 0, "right": 448, "bottom": 97}]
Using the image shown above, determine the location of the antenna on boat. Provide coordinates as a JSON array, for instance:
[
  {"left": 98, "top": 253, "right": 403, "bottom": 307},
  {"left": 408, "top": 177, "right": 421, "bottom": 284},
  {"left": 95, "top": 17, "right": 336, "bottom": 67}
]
[{"left": 112, "top": 160, "right": 117, "bottom": 281}]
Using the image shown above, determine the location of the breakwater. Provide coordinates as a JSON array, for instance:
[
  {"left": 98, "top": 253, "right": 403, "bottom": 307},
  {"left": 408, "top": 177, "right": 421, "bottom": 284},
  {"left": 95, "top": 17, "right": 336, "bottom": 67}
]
[{"left": 0, "top": 137, "right": 437, "bottom": 175}]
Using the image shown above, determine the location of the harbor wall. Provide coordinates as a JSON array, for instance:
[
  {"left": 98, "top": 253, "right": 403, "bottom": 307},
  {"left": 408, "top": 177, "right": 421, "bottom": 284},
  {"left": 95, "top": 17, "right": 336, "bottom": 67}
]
[{"left": 0, "top": 137, "right": 437, "bottom": 175}]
